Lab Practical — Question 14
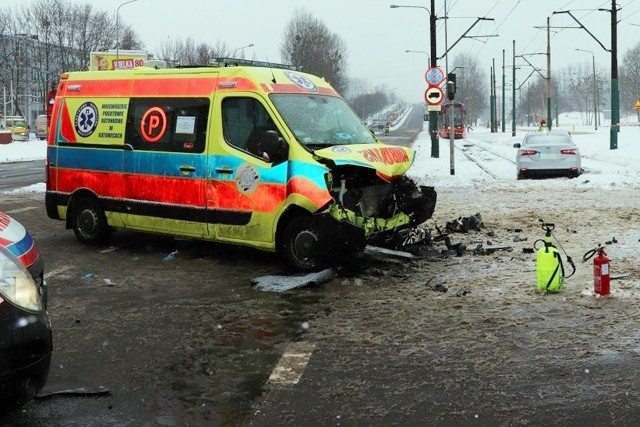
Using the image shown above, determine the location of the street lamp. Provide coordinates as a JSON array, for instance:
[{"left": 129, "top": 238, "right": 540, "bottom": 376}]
[
  {"left": 575, "top": 48, "right": 598, "bottom": 130},
  {"left": 116, "top": 0, "right": 140, "bottom": 60},
  {"left": 390, "top": 4, "right": 429, "bottom": 12},
  {"left": 232, "top": 43, "right": 254, "bottom": 57},
  {"left": 391, "top": 1, "right": 439, "bottom": 158},
  {"left": 405, "top": 50, "right": 428, "bottom": 56}
]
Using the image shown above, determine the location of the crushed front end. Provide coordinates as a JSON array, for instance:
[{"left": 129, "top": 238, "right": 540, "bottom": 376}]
[{"left": 320, "top": 164, "right": 437, "bottom": 253}]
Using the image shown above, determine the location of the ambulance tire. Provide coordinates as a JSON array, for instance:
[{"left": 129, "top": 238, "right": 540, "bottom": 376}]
[
  {"left": 73, "top": 197, "right": 111, "bottom": 245},
  {"left": 280, "top": 216, "right": 324, "bottom": 272}
]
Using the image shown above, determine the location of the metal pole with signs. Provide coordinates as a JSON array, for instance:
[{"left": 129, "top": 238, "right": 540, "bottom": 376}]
[{"left": 424, "top": 66, "right": 445, "bottom": 161}]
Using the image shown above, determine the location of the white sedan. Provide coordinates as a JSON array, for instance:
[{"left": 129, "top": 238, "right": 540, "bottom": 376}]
[{"left": 513, "top": 130, "right": 582, "bottom": 180}]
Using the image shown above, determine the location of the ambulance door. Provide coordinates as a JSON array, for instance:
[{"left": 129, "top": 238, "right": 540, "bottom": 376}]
[
  {"left": 208, "top": 95, "right": 289, "bottom": 245},
  {"left": 123, "top": 97, "right": 210, "bottom": 237}
]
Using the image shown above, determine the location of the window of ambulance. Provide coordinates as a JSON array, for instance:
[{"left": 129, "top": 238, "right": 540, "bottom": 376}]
[
  {"left": 125, "top": 98, "right": 209, "bottom": 153},
  {"left": 270, "top": 94, "right": 376, "bottom": 148},
  {"left": 221, "top": 97, "right": 286, "bottom": 164}
]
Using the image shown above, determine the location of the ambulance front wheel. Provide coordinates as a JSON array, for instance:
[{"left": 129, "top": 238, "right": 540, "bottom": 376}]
[
  {"left": 72, "top": 197, "right": 111, "bottom": 245},
  {"left": 280, "top": 216, "right": 324, "bottom": 272}
]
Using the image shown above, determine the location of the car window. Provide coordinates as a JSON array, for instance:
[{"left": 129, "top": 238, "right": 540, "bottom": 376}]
[
  {"left": 221, "top": 97, "right": 280, "bottom": 162},
  {"left": 126, "top": 97, "right": 209, "bottom": 153},
  {"left": 523, "top": 134, "right": 572, "bottom": 145}
]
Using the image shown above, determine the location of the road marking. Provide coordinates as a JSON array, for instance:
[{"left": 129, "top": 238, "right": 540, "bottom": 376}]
[
  {"left": 6, "top": 206, "right": 38, "bottom": 214},
  {"left": 45, "top": 265, "right": 72, "bottom": 280},
  {"left": 268, "top": 341, "right": 316, "bottom": 385}
]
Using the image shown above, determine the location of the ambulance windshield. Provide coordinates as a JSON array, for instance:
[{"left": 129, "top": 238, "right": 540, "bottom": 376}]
[{"left": 271, "top": 94, "right": 376, "bottom": 147}]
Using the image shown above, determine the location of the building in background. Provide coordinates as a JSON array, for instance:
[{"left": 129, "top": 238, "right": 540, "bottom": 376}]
[{"left": 0, "top": 33, "right": 60, "bottom": 126}]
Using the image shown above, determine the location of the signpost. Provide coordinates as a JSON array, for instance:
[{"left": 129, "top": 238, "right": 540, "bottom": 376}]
[
  {"left": 424, "top": 67, "right": 445, "bottom": 112},
  {"left": 425, "top": 86, "right": 444, "bottom": 106},
  {"left": 425, "top": 67, "right": 445, "bottom": 86}
]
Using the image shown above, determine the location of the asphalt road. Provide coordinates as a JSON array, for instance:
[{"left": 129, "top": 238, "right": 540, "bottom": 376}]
[
  {"left": 0, "top": 159, "right": 45, "bottom": 192},
  {"left": 377, "top": 103, "right": 425, "bottom": 147}
]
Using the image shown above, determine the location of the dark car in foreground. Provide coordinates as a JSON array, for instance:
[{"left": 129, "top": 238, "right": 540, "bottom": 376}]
[
  {"left": 0, "top": 211, "right": 51, "bottom": 412},
  {"left": 514, "top": 130, "right": 582, "bottom": 180}
]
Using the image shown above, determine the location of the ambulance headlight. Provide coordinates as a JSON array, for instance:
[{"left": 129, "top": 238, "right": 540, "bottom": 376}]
[{"left": 0, "top": 246, "right": 43, "bottom": 312}]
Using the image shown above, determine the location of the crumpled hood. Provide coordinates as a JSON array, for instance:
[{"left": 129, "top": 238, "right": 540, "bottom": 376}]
[{"left": 314, "top": 143, "right": 415, "bottom": 180}]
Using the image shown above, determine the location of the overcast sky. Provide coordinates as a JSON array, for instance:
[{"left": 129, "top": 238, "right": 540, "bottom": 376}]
[{"left": 5, "top": 0, "right": 640, "bottom": 103}]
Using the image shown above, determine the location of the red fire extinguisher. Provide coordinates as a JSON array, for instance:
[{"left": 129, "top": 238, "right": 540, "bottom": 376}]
[{"left": 584, "top": 245, "right": 610, "bottom": 296}]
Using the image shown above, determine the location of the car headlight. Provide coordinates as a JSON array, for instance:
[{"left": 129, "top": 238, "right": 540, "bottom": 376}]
[{"left": 0, "top": 246, "right": 43, "bottom": 312}]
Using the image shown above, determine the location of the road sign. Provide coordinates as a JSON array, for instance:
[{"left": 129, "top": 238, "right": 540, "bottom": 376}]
[
  {"left": 425, "top": 67, "right": 445, "bottom": 86},
  {"left": 635, "top": 100, "right": 640, "bottom": 110},
  {"left": 425, "top": 86, "right": 444, "bottom": 106}
]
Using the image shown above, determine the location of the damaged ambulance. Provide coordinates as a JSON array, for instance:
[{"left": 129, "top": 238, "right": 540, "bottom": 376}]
[{"left": 45, "top": 58, "right": 436, "bottom": 271}]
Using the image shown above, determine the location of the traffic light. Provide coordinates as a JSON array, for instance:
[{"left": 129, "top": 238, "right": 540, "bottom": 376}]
[{"left": 447, "top": 73, "right": 456, "bottom": 100}]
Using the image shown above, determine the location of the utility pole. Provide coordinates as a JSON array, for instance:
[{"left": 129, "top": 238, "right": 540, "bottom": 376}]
[
  {"left": 492, "top": 59, "right": 497, "bottom": 132},
  {"left": 502, "top": 49, "right": 506, "bottom": 133},
  {"left": 429, "top": 0, "right": 439, "bottom": 158},
  {"left": 444, "top": 0, "right": 454, "bottom": 175},
  {"left": 512, "top": 40, "right": 516, "bottom": 136},
  {"left": 546, "top": 17, "right": 552, "bottom": 131},
  {"left": 490, "top": 64, "right": 494, "bottom": 132},
  {"left": 610, "top": 0, "right": 619, "bottom": 149},
  {"left": 552, "top": 6, "right": 615, "bottom": 148}
]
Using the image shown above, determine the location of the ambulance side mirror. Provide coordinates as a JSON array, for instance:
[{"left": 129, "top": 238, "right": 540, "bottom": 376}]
[{"left": 264, "top": 130, "right": 288, "bottom": 164}]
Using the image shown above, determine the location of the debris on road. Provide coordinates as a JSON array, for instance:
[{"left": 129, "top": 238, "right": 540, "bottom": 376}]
[
  {"left": 473, "top": 242, "right": 513, "bottom": 255},
  {"left": 252, "top": 268, "right": 336, "bottom": 292},
  {"left": 36, "top": 385, "right": 110, "bottom": 399},
  {"left": 364, "top": 245, "right": 416, "bottom": 260},
  {"left": 610, "top": 273, "right": 630, "bottom": 280},
  {"left": 445, "top": 213, "right": 483, "bottom": 233},
  {"left": 162, "top": 250, "right": 178, "bottom": 262}
]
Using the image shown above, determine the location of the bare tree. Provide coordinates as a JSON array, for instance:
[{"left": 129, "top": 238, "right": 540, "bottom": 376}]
[
  {"left": 620, "top": 42, "right": 640, "bottom": 116},
  {"left": 450, "top": 52, "right": 487, "bottom": 126},
  {"left": 343, "top": 78, "right": 399, "bottom": 120},
  {"left": 119, "top": 26, "right": 144, "bottom": 51},
  {"left": 280, "top": 8, "right": 348, "bottom": 93},
  {"left": 556, "top": 63, "right": 594, "bottom": 125},
  {"left": 0, "top": 0, "right": 148, "bottom": 120},
  {"left": 153, "top": 37, "right": 230, "bottom": 66}
]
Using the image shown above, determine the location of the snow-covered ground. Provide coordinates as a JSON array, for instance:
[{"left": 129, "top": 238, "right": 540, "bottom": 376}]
[{"left": 408, "top": 114, "right": 640, "bottom": 190}]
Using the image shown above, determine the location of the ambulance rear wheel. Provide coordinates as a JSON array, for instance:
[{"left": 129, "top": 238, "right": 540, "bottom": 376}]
[
  {"left": 280, "top": 217, "right": 324, "bottom": 272},
  {"left": 73, "top": 197, "right": 111, "bottom": 245}
]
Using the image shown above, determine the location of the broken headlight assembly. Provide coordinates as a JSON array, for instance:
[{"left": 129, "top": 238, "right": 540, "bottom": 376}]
[{"left": 0, "top": 246, "right": 44, "bottom": 312}]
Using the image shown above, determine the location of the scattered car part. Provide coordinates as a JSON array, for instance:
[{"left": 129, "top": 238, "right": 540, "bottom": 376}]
[{"left": 252, "top": 268, "right": 336, "bottom": 292}]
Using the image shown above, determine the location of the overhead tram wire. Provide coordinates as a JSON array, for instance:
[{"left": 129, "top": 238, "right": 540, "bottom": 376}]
[
  {"left": 620, "top": 2, "right": 640, "bottom": 21},
  {"left": 468, "top": 0, "right": 523, "bottom": 64}
]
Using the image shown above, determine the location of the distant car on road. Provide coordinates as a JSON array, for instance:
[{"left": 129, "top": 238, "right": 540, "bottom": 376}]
[
  {"left": 1, "top": 116, "right": 29, "bottom": 142},
  {"left": 0, "top": 211, "right": 51, "bottom": 412},
  {"left": 369, "top": 119, "right": 385, "bottom": 131},
  {"left": 513, "top": 130, "right": 581, "bottom": 180},
  {"left": 35, "top": 114, "right": 48, "bottom": 140}
]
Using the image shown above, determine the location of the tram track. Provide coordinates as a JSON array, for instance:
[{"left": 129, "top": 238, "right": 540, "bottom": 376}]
[{"left": 451, "top": 138, "right": 516, "bottom": 180}]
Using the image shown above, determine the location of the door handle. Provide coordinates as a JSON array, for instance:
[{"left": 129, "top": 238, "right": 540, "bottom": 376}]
[
  {"left": 215, "top": 167, "right": 233, "bottom": 174},
  {"left": 179, "top": 165, "right": 196, "bottom": 173}
]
